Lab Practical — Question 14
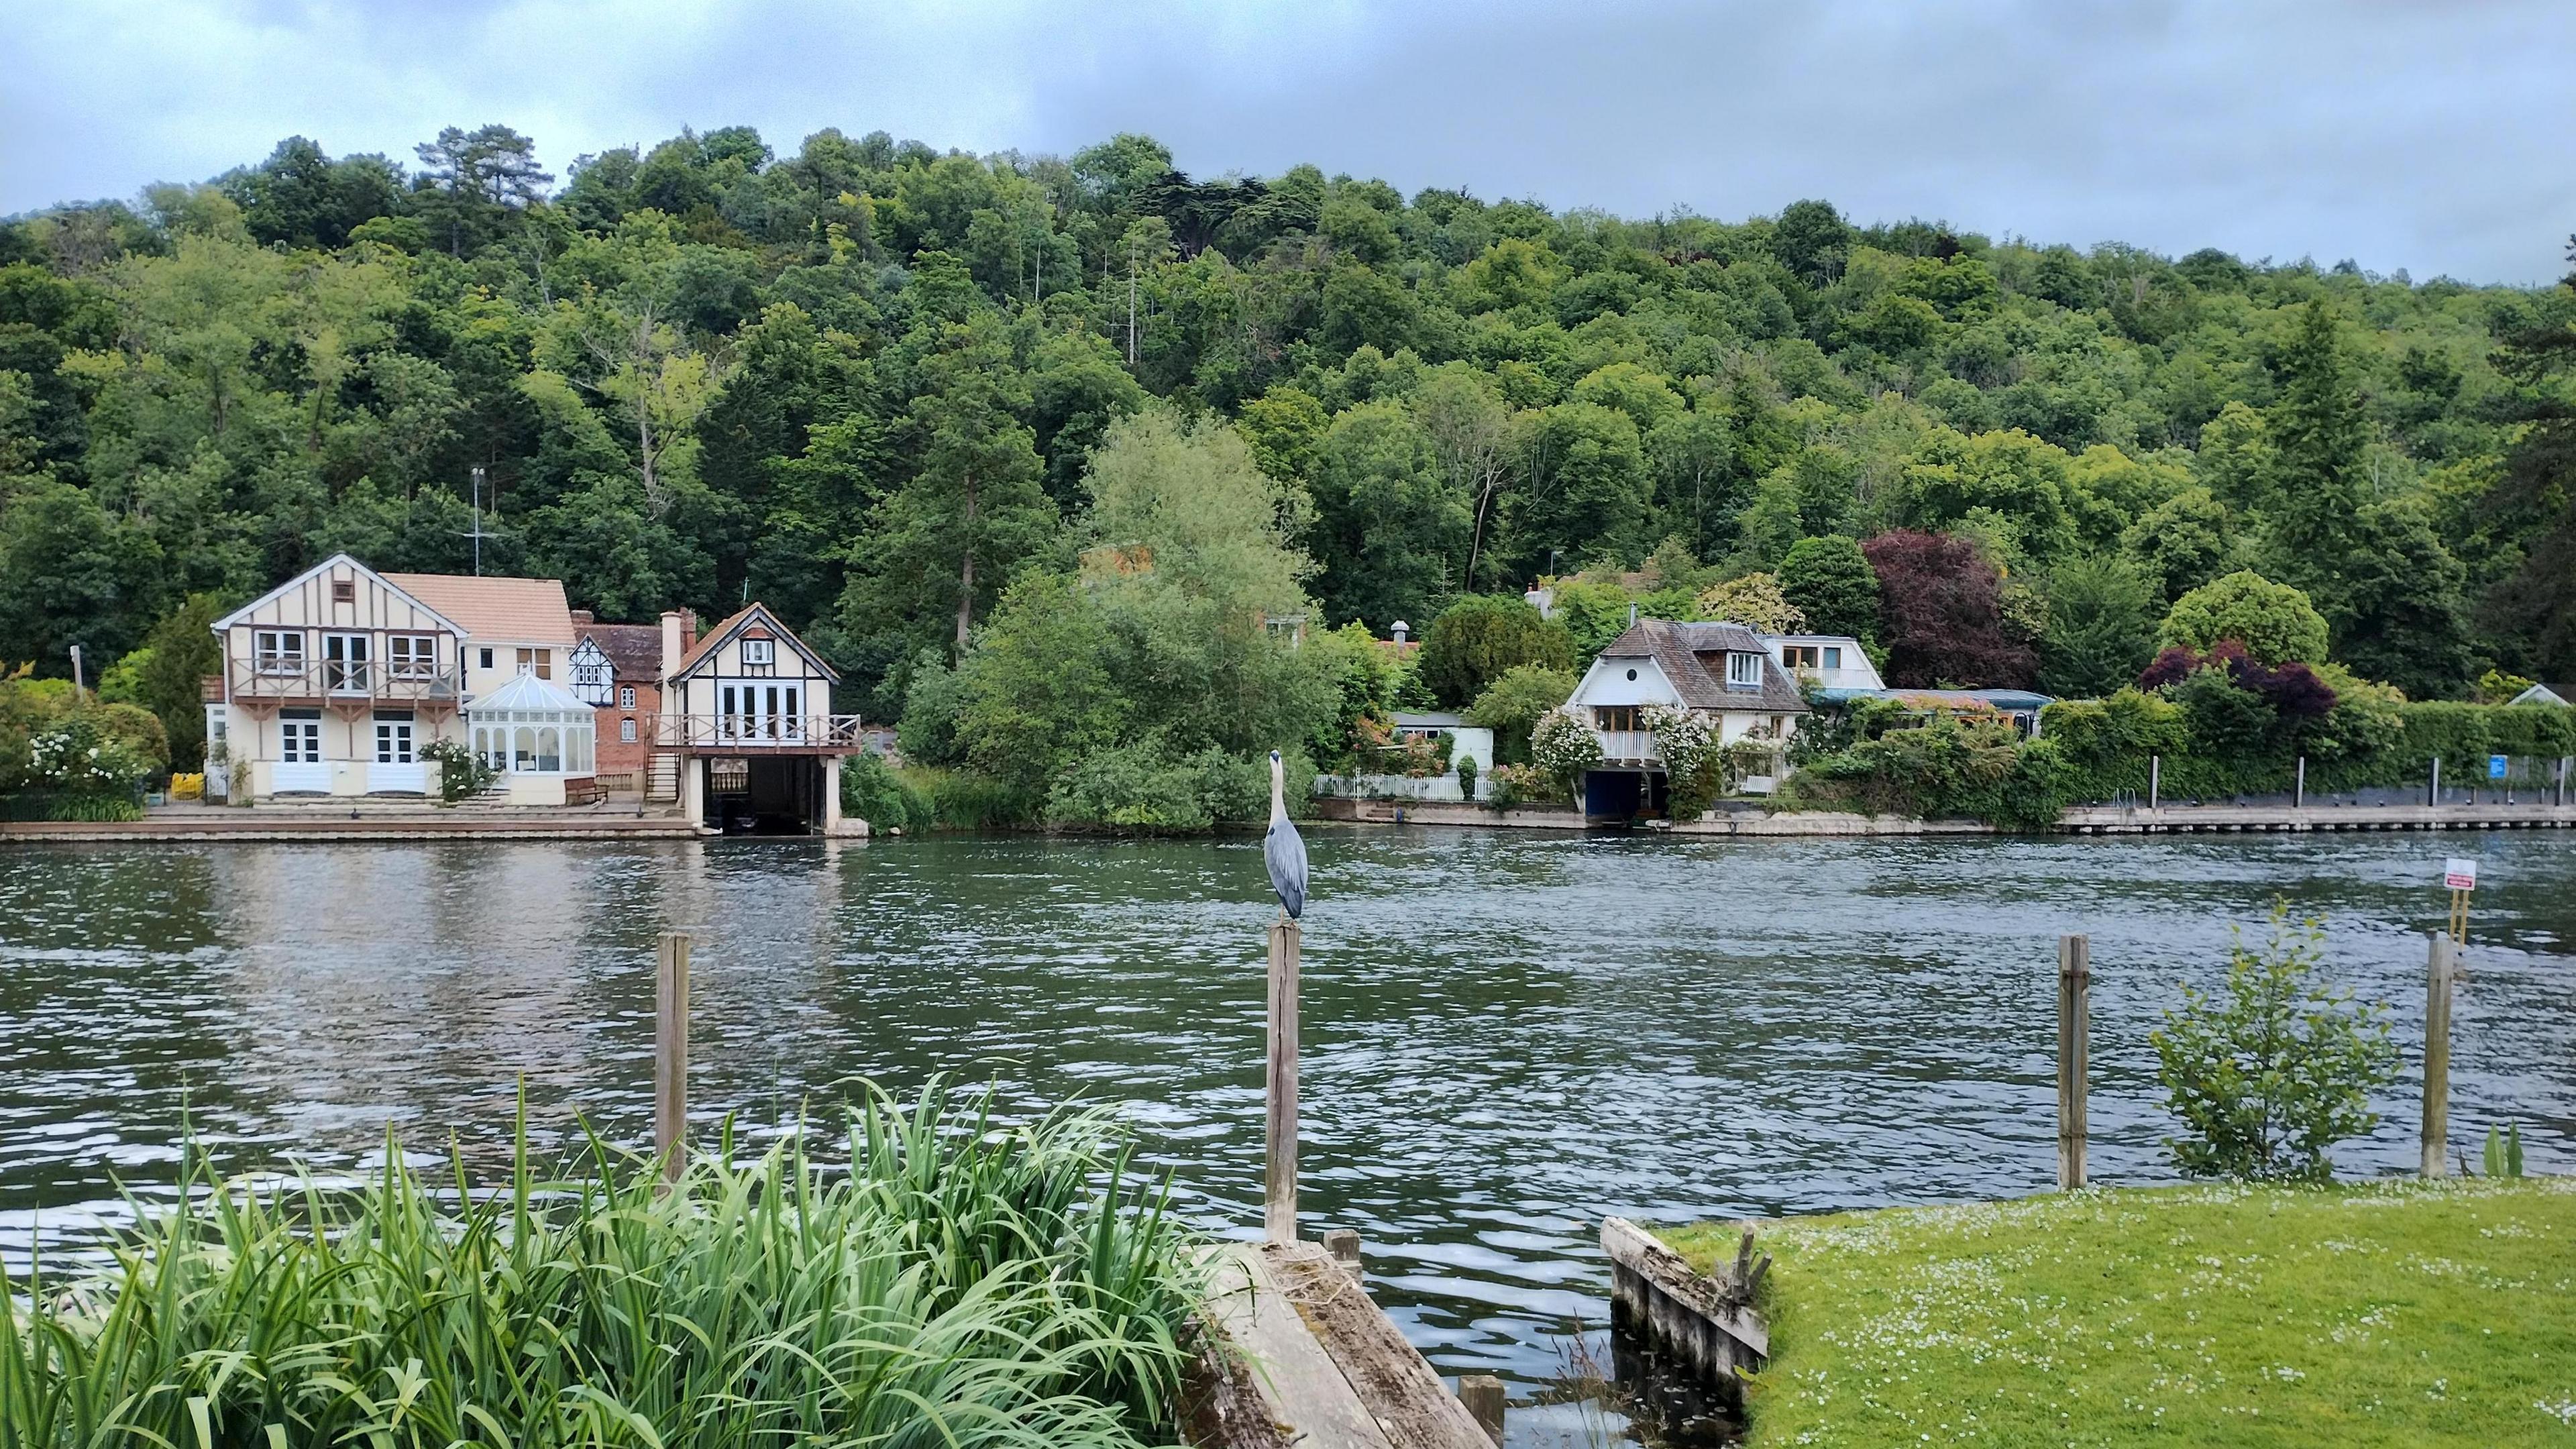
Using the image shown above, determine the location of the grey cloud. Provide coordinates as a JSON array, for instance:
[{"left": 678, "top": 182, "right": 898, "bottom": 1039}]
[{"left": 2, "top": 0, "right": 2568, "bottom": 281}]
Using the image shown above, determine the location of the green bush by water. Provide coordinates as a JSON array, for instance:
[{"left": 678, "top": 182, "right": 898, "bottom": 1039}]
[{"left": 0, "top": 1085, "right": 1202, "bottom": 1449}]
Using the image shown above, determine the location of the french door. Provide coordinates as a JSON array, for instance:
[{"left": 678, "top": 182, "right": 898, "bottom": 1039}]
[
  {"left": 325, "top": 633, "right": 371, "bottom": 692},
  {"left": 720, "top": 683, "right": 804, "bottom": 740},
  {"left": 275, "top": 715, "right": 327, "bottom": 794}
]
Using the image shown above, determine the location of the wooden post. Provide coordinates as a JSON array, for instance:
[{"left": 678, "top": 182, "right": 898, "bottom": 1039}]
[
  {"left": 1322, "top": 1227, "right": 1362, "bottom": 1281},
  {"left": 2420, "top": 932, "right": 2454, "bottom": 1178},
  {"left": 655, "top": 930, "right": 691, "bottom": 1185},
  {"left": 1265, "top": 916, "right": 1300, "bottom": 1244},
  {"left": 2147, "top": 754, "right": 2159, "bottom": 810},
  {"left": 1458, "top": 1375, "right": 1505, "bottom": 1446},
  {"left": 2056, "top": 934, "right": 2090, "bottom": 1190}
]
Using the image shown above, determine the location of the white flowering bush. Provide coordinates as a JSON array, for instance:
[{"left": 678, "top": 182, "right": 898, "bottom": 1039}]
[
  {"left": 1646, "top": 705, "right": 1725, "bottom": 816},
  {"left": 1528, "top": 710, "right": 1601, "bottom": 801},
  {"left": 28, "top": 717, "right": 150, "bottom": 794}
]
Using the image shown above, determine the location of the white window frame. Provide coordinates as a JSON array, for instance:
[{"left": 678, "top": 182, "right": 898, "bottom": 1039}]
[
  {"left": 619, "top": 685, "right": 636, "bottom": 709},
  {"left": 740, "top": 637, "right": 775, "bottom": 666},
  {"left": 619, "top": 717, "right": 637, "bottom": 743},
  {"left": 515, "top": 647, "right": 551, "bottom": 680},
  {"left": 1726, "top": 651, "right": 1762, "bottom": 689},
  {"left": 1823, "top": 646, "right": 1843, "bottom": 669},
  {"left": 254, "top": 630, "right": 306, "bottom": 675},
  {"left": 374, "top": 720, "right": 415, "bottom": 763},
  {"left": 280, "top": 718, "right": 321, "bottom": 763}
]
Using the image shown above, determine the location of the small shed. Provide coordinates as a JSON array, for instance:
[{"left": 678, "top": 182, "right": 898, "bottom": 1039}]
[{"left": 1391, "top": 710, "right": 1495, "bottom": 771}]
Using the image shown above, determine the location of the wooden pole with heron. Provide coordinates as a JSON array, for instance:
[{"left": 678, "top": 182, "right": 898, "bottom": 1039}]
[{"left": 1263, "top": 748, "right": 1308, "bottom": 1244}]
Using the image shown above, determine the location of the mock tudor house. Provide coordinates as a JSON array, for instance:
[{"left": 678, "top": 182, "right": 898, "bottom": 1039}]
[
  {"left": 656, "top": 602, "right": 865, "bottom": 833},
  {"left": 204, "top": 555, "right": 594, "bottom": 804},
  {"left": 1562, "top": 618, "right": 1809, "bottom": 818},
  {"left": 569, "top": 612, "right": 673, "bottom": 793}
]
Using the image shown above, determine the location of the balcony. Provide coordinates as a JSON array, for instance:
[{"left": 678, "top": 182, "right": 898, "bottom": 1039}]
[
  {"left": 649, "top": 713, "right": 867, "bottom": 751},
  {"left": 217, "top": 658, "right": 463, "bottom": 706},
  {"left": 1596, "top": 729, "right": 1660, "bottom": 765}
]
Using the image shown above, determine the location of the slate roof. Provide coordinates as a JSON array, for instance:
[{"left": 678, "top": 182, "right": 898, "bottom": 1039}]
[
  {"left": 1596, "top": 619, "right": 1809, "bottom": 714},
  {"left": 580, "top": 623, "right": 664, "bottom": 682},
  {"left": 382, "top": 572, "right": 576, "bottom": 646}
]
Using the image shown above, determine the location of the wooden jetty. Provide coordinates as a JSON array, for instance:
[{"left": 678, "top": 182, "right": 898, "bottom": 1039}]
[
  {"left": 1600, "top": 1217, "right": 1769, "bottom": 1395},
  {"left": 1187, "top": 1238, "right": 1499, "bottom": 1449}
]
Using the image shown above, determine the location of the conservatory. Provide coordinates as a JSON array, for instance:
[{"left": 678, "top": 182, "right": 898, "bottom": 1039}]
[{"left": 466, "top": 670, "right": 596, "bottom": 806}]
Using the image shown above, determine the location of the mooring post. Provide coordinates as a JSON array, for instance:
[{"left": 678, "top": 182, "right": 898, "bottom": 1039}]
[
  {"left": 655, "top": 930, "right": 691, "bottom": 1185},
  {"left": 2294, "top": 755, "right": 2306, "bottom": 809},
  {"left": 1458, "top": 1375, "right": 1506, "bottom": 1446},
  {"left": 2056, "top": 934, "right": 2090, "bottom": 1190},
  {"left": 2429, "top": 755, "right": 2440, "bottom": 808},
  {"left": 2148, "top": 754, "right": 2160, "bottom": 811},
  {"left": 1265, "top": 915, "right": 1301, "bottom": 1243},
  {"left": 2420, "top": 932, "right": 2454, "bottom": 1178}
]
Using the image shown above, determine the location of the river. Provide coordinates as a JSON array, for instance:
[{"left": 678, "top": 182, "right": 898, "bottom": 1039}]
[{"left": 3, "top": 827, "right": 2571, "bottom": 1445}]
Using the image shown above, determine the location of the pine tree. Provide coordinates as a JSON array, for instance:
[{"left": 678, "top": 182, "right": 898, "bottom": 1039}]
[{"left": 2263, "top": 301, "right": 2367, "bottom": 584}]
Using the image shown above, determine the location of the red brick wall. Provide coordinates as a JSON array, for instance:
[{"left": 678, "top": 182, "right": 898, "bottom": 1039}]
[{"left": 593, "top": 677, "right": 661, "bottom": 780}]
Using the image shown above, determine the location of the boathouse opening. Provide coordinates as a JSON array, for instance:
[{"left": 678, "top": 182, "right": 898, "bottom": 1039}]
[{"left": 696, "top": 755, "right": 837, "bottom": 835}]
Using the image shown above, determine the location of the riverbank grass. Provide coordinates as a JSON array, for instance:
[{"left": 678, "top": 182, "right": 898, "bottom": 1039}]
[
  {"left": 0, "top": 1087, "right": 1200, "bottom": 1448},
  {"left": 1665, "top": 1177, "right": 2576, "bottom": 1448}
]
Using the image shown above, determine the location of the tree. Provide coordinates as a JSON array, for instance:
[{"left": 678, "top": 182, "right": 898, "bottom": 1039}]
[
  {"left": 2325, "top": 500, "right": 2473, "bottom": 699},
  {"left": 2157, "top": 570, "right": 2330, "bottom": 664},
  {"left": 1411, "top": 367, "right": 1515, "bottom": 589},
  {"left": 2039, "top": 555, "right": 2158, "bottom": 700},
  {"left": 1415, "top": 595, "right": 1574, "bottom": 708},
  {"left": 1770, "top": 199, "right": 1853, "bottom": 285},
  {"left": 2121, "top": 486, "right": 2237, "bottom": 601},
  {"left": 2151, "top": 903, "right": 2396, "bottom": 1183},
  {"left": 411, "top": 124, "right": 552, "bottom": 256},
  {"left": 1505, "top": 402, "right": 1652, "bottom": 574},
  {"left": 0, "top": 481, "right": 166, "bottom": 674},
  {"left": 125, "top": 593, "right": 229, "bottom": 767},
  {"left": 2263, "top": 301, "right": 2367, "bottom": 586},
  {"left": 1464, "top": 663, "right": 1580, "bottom": 765},
  {"left": 1862, "top": 530, "right": 2035, "bottom": 688},
  {"left": 1307, "top": 400, "right": 1467, "bottom": 631},
  {"left": 2479, "top": 235, "right": 2576, "bottom": 680},
  {"left": 1776, "top": 534, "right": 1879, "bottom": 642},
  {"left": 1894, "top": 427, "right": 2083, "bottom": 564},
  {"left": 1694, "top": 572, "right": 1805, "bottom": 633}
]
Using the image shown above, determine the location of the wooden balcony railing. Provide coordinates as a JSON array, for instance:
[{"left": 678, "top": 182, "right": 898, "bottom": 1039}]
[
  {"left": 215, "top": 658, "right": 464, "bottom": 705},
  {"left": 648, "top": 713, "right": 866, "bottom": 749}
]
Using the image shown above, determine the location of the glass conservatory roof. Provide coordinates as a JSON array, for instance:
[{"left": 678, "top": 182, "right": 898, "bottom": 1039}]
[{"left": 468, "top": 671, "right": 594, "bottom": 717}]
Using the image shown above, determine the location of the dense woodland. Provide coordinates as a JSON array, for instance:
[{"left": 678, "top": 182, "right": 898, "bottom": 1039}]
[{"left": 3, "top": 122, "right": 2574, "bottom": 820}]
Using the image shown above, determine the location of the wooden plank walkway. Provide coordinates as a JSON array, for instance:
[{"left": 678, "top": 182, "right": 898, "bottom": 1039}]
[
  {"left": 1190, "top": 1241, "right": 1494, "bottom": 1449},
  {"left": 2059, "top": 802, "right": 2576, "bottom": 833}
]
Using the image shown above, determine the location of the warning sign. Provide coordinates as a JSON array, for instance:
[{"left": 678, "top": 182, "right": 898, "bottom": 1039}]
[{"left": 2444, "top": 857, "right": 2477, "bottom": 892}]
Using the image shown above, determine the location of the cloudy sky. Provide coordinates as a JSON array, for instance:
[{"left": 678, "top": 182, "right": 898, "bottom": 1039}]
[{"left": 5, "top": 0, "right": 2571, "bottom": 283}]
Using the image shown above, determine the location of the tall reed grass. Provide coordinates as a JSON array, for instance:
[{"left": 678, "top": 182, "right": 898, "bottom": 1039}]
[{"left": 0, "top": 1083, "right": 1201, "bottom": 1448}]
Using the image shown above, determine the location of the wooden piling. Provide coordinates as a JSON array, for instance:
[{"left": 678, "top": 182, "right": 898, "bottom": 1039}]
[
  {"left": 2420, "top": 932, "right": 2454, "bottom": 1178},
  {"left": 1267, "top": 916, "right": 1301, "bottom": 1244},
  {"left": 1323, "top": 1227, "right": 1363, "bottom": 1281},
  {"left": 2148, "top": 754, "right": 2159, "bottom": 810},
  {"left": 2057, "top": 934, "right": 2090, "bottom": 1191},
  {"left": 655, "top": 930, "right": 690, "bottom": 1184},
  {"left": 1458, "top": 1375, "right": 1505, "bottom": 1445}
]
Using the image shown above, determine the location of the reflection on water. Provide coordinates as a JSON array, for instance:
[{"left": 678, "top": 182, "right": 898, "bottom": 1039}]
[{"left": 3, "top": 828, "right": 2572, "bottom": 1446}]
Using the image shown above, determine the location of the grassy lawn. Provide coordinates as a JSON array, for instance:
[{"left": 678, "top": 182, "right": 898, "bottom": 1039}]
[{"left": 1662, "top": 1177, "right": 2576, "bottom": 1448}]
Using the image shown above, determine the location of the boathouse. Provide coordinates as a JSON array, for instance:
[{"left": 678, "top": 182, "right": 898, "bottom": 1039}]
[
  {"left": 656, "top": 603, "right": 865, "bottom": 835},
  {"left": 1564, "top": 619, "right": 1809, "bottom": 818}
]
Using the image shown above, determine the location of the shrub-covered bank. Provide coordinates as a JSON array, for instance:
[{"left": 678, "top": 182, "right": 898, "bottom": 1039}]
[
  {"left": 0, "top": 1086, "right": 1201, "bottom": 1448},
  {"left": 1665, "top": 1178, "right": 2576, "bottom": 1449}
]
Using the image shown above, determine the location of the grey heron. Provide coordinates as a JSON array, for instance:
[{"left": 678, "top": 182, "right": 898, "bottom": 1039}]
[{"left": 1264, "top": 749, "right": 1307, "bottom": 919}]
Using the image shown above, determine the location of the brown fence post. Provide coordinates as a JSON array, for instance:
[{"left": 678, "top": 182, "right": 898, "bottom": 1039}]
[
  {"left": 2057, "top": 934, "right": 2090, "bottom": 1190},
  {"left": 656, "top": 930, "right": 691, "bottom": 1185},
  {"left": 1266, "top": 916, "right": 1301, "bottom": 1243}
]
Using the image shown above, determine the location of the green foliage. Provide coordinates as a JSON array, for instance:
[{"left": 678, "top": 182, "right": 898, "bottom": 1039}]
[
  {"left": 1784, "top": 710, "right": 2077, "bottom": 830},
  {"left": 1775, "top": 534, "right": 1879, "bottom": 643},
  {"left": 1464, "top": 663, "right": 1580, "bottom": 765},
  {"left": 841, "top": 750, "right": 934, "bottom": 833},
  {"left": 1415, "top": 594, "right": 1573, "bottom": 707},
  {"left": 1454, "top": 753, "right": 1478, "bottom": 799},
  {"left": 2151, "top": 903, "right": 2398, "bottom": 1183},
  {"left": 0, "top": 1083, "right": 1199, "bottom": 1448},
  {"left": 419, "top": 737, "right": 497, "bottom": 803},
  {"left": 2158, "top": 570, "right": 2330, "bottom": 663},
  {"left": 1546, "top": 578, "right": 1640, "bottom": 663},
  {"left": 2039, "top": 555, "right": 2159, "bottom": 698},
  {"left": 2481, "top": 1123, "right": 2525, "bottom": 1179},
  {"left": 1043, "top": 741, "right": 1305, "bottom": 832},
  {"left": 1693, "top": 570, "right": 1805, "bottom": 632}
]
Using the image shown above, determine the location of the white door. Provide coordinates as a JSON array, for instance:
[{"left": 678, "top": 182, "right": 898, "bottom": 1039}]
[
  {"left": 372, "top": 720, "right": 426, "bottom": 794},
  {"left": 274, "top": 718, "right": 327, "bottom": 793}
]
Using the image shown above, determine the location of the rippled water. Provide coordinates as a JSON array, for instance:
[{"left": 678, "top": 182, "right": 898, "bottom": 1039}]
[{"left": 4, "top": 828, "right": 2572, "bottom": 1444}]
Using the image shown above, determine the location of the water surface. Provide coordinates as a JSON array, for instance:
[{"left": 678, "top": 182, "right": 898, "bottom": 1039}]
[{"left": 3, "top": 828, "right": 2571, "bottom": 1444}]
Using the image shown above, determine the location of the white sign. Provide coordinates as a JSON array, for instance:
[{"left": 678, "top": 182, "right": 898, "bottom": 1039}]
[{"left": 2443, "top": 857, "right": 2477, "bottom": 892}]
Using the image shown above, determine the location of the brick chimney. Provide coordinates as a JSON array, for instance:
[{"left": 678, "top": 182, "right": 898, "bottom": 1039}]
[{"left": 569, "top": 608, "right": 593, "bottom": 626}]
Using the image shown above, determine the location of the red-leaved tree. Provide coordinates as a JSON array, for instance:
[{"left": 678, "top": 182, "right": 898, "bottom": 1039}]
[{"left": 1861, "top": 530, "right": 2037, "bottom": 688}]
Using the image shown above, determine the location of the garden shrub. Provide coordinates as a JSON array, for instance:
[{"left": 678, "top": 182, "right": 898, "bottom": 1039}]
[
  {"left": 1528, "top": 710, "right": 1602, "bottom": 800},
  {"left": 421, "top": 739, "right": 497, "bottom": 803},
  {"left": 841, "top": 751, "right": 934, "bottom": 834},
  {"left": 1464, "top": 663, "right": 1578, "bottom": 765},
  {"left": 2151, "top": 903, "right": 2397, "bottom": 1182}
]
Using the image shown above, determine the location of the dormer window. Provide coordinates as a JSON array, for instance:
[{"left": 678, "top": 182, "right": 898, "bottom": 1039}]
[
  {"left": 741, "top": 638, "right": 775, "bottom": 666},
  {"left": 1726, "top": 651, "right": 1762, "bottom": 690}
]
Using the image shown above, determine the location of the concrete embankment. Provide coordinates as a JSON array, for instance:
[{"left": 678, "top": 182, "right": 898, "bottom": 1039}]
[
  {"left": 0, "top": 804, "right": 703, "bottom": 843},
  {"left": 1318, "top": 794, "right": 2576, "bottom": 836}
]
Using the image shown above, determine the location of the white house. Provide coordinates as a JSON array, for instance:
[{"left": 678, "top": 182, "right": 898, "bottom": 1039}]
[
  {"left": 1759, "top": 633, "right": 1884, "bottom": 692},
  {"left": 204, "top": 554, "right": 594, "bottom": 803},
  {"left": 1390, "top": 710, "right": 1495, "bottom": 772},
  {"left": 1562, "top": 619, "right": 1808, "bottom": 817}
]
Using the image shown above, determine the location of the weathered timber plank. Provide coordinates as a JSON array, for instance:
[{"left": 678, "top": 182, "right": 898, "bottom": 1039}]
[
  {"left": 1265, "top": 1243, "right": 1496, "bottom": 1449},
  {"left": 1600, "top": 1217, "right": 1769, "bottom": 1364},
  {"left": 1196, "top": 1244, "right": 1395, "bottom": 1449}
]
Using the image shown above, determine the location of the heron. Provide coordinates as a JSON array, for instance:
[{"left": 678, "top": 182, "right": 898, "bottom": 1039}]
[{"left": 1264, "top": 749, "right": 1308, "bottom": 920}]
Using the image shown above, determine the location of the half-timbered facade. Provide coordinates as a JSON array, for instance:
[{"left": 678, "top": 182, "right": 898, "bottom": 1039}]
[{"left": 657, "top": 602, "right": 865, "bottom": 833}]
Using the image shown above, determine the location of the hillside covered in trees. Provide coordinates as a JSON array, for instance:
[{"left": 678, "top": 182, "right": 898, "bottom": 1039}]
[{"left": 3, "top": 121, "right": 2574, "bottom": 812}]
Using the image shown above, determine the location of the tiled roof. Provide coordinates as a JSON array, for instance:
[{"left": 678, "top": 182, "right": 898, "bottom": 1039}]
[
  {"left": 382, "top": 573, "right": 576, "bottom": 646},
  {"left": 670, "top": 603, "right": 840, "bottom": 683},
  {"left": 580, "top": 623, "right": 663, "bottom": 680},
  {"left": 1597, "top": 619, "right": 1808, "bottom": 714}
]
